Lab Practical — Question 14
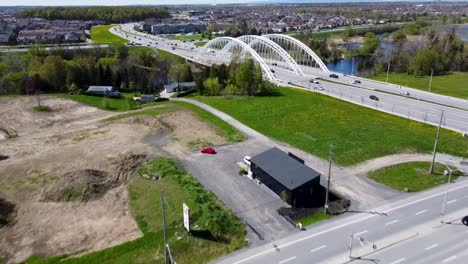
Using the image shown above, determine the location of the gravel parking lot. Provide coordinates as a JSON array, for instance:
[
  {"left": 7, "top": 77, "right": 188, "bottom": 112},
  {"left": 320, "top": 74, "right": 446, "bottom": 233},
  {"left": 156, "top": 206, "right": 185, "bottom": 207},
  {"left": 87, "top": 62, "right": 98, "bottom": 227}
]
[{"left": 182, "top": 140, "right": 298, "bottom": 246}]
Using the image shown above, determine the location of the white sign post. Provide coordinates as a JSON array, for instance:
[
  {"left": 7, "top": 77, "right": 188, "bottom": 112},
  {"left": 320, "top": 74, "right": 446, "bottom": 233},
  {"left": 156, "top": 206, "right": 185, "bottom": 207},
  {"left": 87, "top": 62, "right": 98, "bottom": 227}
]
[{"left": 183, "top": 203, "right": 190, "bottom": 232}]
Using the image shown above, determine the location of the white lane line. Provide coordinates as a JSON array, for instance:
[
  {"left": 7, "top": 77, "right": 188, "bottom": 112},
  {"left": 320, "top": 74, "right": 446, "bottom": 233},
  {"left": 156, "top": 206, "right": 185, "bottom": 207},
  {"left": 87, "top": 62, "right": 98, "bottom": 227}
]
[
  {"left": 447, "top": 199, "right": 457, "bottom": 204},
  {"left": 355, "top": 230, "right": 368, "bottom": 236},
  {"left": 425, "top": 244, "right": 438, "bottom": 250},
  {"left": 278, "top": 256, "right": 296, "bottom": 264},
  {"left": 310, "top": 245, "right": 327, "bottom": 253},
  {"left": 415, "top": 210, "right": 428, "bottom": 215},
  {"left": 443, "top": 256, "right": 456, "bottom": 262},
  {"left": 390, "top": 257, "right": 406, "bottom": 264},
  {"left": 385, "top": 219, "right": 399, "bottom": 226},
  {"left": 231, "top": 182, "right": 468, "bottom": 264}
]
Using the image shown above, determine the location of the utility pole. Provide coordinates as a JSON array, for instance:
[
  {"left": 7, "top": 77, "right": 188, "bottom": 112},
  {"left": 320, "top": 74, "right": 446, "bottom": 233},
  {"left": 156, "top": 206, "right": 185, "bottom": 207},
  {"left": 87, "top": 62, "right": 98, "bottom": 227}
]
[
  {"left": 385, "top": 61, "right": 390, "bottom": 84},
  {"left": 428, "top": 67, "right": 434, "bottom": 92},
  {"left": 348, "top": 225, "right": 355, "bottom": 259},
  {"left": 324, "top": 144, "right": 334, "bottom": 214},
  {"left": 440, "top": 163, "right": 452, "bottom": 223},
  {"left": 161, "top": 192, "right": 169, "bottom": 264},
  {"left": 351, "top": 57, "right": 355, "bottom": 76},
  {"left": 430, "top": 111, "right": 444, "bottom": 174}
]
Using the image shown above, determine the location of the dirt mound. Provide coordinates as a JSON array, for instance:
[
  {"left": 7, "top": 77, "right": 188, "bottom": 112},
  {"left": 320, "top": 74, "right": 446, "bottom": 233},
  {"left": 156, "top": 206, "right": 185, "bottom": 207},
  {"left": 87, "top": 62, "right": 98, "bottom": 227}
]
[
  {"left": 44, "top": 153, "right": 147, "bottom": 202},
  {"left": 0, "top": 197, "right": 16, "bottom": 227},
  {"left": 121, "top": 116, "right": 171, "bottom": 134}
]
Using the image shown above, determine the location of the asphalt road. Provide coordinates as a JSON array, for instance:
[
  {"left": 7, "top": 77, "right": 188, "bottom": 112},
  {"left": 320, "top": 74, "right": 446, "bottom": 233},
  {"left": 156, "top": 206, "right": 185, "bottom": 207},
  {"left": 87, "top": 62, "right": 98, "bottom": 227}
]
[
  {"left": 214, "top": 180, "right": 468, "bottom": 264},
  {"left": 0, "top": 44, "right": 109, "bottom": 53},
  {"left": 111, "top": 24, "right": 468, "bottom": 134}
]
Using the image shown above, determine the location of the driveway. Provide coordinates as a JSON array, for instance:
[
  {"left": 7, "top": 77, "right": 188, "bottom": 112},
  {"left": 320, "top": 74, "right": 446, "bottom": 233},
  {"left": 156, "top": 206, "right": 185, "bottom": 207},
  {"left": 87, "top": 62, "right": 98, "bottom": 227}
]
[{"left": 182, "top": 139, "right": 298, "bottom": 246}]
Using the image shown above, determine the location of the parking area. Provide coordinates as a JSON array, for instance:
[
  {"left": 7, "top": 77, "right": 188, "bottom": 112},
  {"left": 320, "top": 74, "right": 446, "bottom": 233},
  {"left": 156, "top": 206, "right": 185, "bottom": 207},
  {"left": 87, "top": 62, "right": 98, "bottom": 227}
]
[{"left": 182, "top": 139, "right": 298, "bottom": 246}]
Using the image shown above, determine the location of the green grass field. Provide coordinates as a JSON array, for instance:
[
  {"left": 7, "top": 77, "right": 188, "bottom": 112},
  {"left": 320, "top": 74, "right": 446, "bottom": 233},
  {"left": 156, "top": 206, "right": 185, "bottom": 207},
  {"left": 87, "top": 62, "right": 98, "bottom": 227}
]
[
  {"left": 167, "top": 34, "right": 203, "bottom": 41},
  {"left": 156, "top": 49, "right": 186, "bottom": 63},
  {"left": 368, "top": 72, "right": 468, "bottom": 99},
  {"left": 195, "top": 87, "right": 468, "bottom": 166},
  {"left": 90, "top": 25, "right": 128, "bottom": 44},
  {"left": 25, "top": 158, "right": 246, "bottom": 264},
  {"left": 368, "top": 162, "right": 463, "bottom": 192},
  {"left": 194, "top": 41, "right": 207, "bottom": 47},
  {"left": 57, "top": 93, "right": 140, "bottom": 111},
  {"left": 295, "top": 211, "right": 332, "bottom": 227}
]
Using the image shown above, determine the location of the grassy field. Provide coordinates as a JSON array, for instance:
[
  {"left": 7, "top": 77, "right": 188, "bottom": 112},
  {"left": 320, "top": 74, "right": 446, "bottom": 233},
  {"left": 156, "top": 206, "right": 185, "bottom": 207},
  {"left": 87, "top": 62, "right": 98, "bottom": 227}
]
[
  {"left": 90, "top": 25, "right": 128, "bottom": 44},
  {"left": 295, "top": 211, "right": 332, "bottom": 227},
  {"left": 195, "top": 87, "right": 468, "bottom": 166},
  {"left": 156, "top": 49, "right": 186, "bottom": 63},
  {"left": 26, "top": 158, "right": 246, "bottom": 264},
  {"left": 57, "top": 93, "right": 142, "bottom": 111},
  {"left": 368, "top": 162, "right": 463, "bottom": 192},
  {"left": 368, "top": 72, "right": 468, "bottom": 99},
  {"left": 194, "top": 41, "right": 207, "bottom": 47},
  {"left": 167, "top": 34, "right": 203, "bottom": 41}
]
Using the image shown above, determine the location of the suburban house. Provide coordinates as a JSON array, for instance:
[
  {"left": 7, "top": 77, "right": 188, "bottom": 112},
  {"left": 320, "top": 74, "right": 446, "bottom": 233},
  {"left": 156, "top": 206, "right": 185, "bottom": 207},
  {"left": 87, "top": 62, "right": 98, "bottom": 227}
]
[
  {"left": 86, "top": 86, "right": 120, "bottom": 97},
  {"left": 140, "top": 94, "right": 156, "bottom": 104},
  {"left": 163, "top": 81, "right": 196, "bottom": 93},
  {"left": 250, "top": 147, "right": 322, "bottom": 208}
]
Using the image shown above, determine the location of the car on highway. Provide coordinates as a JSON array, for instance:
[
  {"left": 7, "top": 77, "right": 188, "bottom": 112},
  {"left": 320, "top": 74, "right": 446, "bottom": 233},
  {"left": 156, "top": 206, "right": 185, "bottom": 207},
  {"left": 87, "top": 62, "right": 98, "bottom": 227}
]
[
  {"left": 462, "top": 215, "right": 468, "bottom": 226},
  {"left": 329, "top": 73, "right": 339, "bottom": 78},
  {"left": 349, "top": 79, "right": 361, "bottom": 84},
  {"left": 271, "top": 69, "right": 275, "bottom": 73},
  {"left": 369, "top": 95, "right": 379, "bottom": 101},
  {"left": 400, "top": 90, "right": 410, "bottom": 96},
  {"left": 272, "top": 63, "right": 278, "bottom": 66},
  {"left": 310, "top": 79, "right": 320, "bottom": 84}
]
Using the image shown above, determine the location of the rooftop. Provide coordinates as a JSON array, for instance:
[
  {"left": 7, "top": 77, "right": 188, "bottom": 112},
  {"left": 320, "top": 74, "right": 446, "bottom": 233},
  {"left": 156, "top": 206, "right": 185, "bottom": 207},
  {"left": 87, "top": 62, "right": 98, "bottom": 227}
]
[{"left": 251, "top": 147, "right": 320, "bottom": 190}]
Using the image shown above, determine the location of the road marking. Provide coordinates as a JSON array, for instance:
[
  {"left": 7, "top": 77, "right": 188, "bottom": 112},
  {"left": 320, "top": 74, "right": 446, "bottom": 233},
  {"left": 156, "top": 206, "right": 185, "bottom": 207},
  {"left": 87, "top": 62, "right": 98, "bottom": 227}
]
[
  {"left": 385, "top": 219, "right": 399, "bottom": 226},
  {"left": 447, "top": 199, "right": 457, "bottom": 204},
  {"left": 425, "top": 244, "right": 438, "bottom": 250},
  {"left": 278, "top": 256, "right": 296, "bottom": 264},
  {"left": 443, "top": 256, "right": 456, "bottom": 262},
  {"left": 310, "top": 245, "right": 326, "bottom": 253},
  {"left": 390, "top": 257, "right": 406, "bottom": 264},
  {"left": 231, "top": 182, "right": 468, "bottom": 264},
  {"left": 415, "top": 210, "right": 428, "bottom": 215},
  {"left": 355, "top": 230, "right": 368, "bottom": 236}
]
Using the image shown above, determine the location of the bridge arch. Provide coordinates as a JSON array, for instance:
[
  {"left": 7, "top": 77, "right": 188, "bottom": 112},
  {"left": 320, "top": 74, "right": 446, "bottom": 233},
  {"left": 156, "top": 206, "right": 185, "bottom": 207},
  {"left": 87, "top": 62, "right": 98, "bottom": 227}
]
[
  {"left": 263, "top": 34, "right": 330, "bottom": 73},
  {"left": 237, "top": 35, "right": 304, "bottom": 76},
  {"left": 196, "top": 36, "right": 277, "bottom": 82}
]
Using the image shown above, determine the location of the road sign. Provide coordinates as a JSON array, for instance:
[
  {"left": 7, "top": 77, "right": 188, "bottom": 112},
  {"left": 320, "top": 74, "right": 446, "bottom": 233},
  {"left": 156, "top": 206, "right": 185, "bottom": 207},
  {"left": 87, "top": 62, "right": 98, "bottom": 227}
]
[{"left": 183, "top": 203, "right": 190, "bottom": 232}]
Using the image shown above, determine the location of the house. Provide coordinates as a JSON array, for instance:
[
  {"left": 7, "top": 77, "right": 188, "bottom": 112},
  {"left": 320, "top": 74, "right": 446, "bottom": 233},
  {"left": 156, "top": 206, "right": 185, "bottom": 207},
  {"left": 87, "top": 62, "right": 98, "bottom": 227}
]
[
  {"left": 249, "top": 147, "right": 322, "bottom": 208},
  {"left": 141, "top": 94, "right": 155, "bottom": 104},
  {"left": 163, "top": 81, "right": 196, "bottom": 93},
  {"left": 86, "top": 86, "right": 119, "bottom": 97}
]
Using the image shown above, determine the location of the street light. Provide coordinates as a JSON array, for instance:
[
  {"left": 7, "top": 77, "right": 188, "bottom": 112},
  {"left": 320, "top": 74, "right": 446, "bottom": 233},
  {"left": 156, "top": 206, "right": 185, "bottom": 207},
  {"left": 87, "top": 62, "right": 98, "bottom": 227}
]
[{"left": 440, "top": 162, "right": 463, "bottom": 223}]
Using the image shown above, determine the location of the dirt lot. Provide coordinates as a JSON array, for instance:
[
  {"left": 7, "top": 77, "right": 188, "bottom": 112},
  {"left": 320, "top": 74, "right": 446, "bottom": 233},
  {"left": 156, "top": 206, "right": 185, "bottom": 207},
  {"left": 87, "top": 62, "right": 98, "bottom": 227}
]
[{"left": 0, "top": 96, "right": 228, "bottom": 263}]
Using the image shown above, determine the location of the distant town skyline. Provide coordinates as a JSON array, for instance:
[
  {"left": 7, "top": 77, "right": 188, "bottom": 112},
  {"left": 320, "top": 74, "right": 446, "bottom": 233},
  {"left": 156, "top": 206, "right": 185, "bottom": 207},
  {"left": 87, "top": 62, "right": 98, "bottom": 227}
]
[{"left": 1, "top": 0, "right": 465, "bottom": 7}]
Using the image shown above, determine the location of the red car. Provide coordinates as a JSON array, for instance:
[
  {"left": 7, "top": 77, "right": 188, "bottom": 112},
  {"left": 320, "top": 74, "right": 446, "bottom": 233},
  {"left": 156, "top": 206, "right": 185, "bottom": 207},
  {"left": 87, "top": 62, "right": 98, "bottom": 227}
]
[{"left": 201, "top": 147, "right": 216, "bottom": 154}]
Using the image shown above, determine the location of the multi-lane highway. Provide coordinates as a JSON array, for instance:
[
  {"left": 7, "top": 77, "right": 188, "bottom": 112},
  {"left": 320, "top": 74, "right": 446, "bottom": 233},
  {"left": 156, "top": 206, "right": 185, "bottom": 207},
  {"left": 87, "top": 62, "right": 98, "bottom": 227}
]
[
  {"left": 111, "top": 23, "right": 468, "bottom": 134},
  {"left": 213, "top": 180, "right": 468, "bottom": 264}
]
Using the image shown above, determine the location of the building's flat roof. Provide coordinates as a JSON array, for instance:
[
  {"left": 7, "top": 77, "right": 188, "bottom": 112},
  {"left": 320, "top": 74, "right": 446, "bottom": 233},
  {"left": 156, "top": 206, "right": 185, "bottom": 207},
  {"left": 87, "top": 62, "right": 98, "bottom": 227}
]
[{"left": 251, "top": 147, "right": 320, "bottom": 191}]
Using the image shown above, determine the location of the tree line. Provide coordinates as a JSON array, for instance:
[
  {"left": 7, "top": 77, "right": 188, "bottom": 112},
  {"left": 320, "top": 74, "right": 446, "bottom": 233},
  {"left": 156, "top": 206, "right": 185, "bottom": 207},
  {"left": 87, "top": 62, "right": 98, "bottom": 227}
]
[
  {"left": 0, "top": 45, "right": 185, "bottom": 95},
  {"left": 16, "top": 6, "right": 170, "bottom": 23},
  {"left": 195, "top": 57, "right": 275, "bottom": 96}
]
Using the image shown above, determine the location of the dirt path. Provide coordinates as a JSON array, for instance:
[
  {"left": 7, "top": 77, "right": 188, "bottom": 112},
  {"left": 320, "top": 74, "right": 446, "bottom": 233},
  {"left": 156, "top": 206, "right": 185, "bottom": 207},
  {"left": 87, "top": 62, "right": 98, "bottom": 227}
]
[{"left": 348, "top": 153, "right": 468, "bottom": 175}]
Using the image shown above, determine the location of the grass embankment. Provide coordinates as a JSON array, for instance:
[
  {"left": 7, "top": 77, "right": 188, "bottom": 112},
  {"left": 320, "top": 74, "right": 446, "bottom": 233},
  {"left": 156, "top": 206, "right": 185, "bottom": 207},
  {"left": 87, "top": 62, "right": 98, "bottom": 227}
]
[
  {"left": 194, "top": 41, "right": 207, "bottom": 47},
  {"left": 26, "top": 158, "right": 246, "bottom": 264},
  {"left": 57, "top": 93, "right": 142, "bottom": 111},
  {"left": 156, "top": 48, "right": 186, "bottom": 63},
  {"left": 368, "top": 162, "right": 464, "bottom": 192},
  {"left": 195, "top": 87, "right": 468, "bottom": 166},
  {"left": 368, "top": 72, "right": 468, "bottom": 99},
  {"left": 90, "top": 25, "right": 128, "bottom": 44},
  {"left": 295, "top": 211, "right": 332, "bottom": 227},
  {"left": 167, "top": 34, "right": 203, "bottom": 41}
]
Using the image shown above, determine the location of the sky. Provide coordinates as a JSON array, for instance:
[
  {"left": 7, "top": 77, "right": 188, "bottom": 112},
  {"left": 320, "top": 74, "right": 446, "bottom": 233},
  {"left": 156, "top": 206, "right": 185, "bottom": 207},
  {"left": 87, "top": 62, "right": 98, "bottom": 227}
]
[{"left": 0, "top": 0, "right": 464, "bottom": 7}]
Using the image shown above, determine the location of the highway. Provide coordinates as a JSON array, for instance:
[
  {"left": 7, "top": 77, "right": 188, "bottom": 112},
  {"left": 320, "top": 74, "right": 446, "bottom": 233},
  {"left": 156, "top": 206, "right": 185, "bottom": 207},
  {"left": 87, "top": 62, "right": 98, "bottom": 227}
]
[
  {"left": 213, "top": 180, "right": 468, "bottom": 264},
  {"left": 111, "top": 23, "right": 468, "bottom": 134},
  {"left": 0, "top": 44, "right": 109, "bottom": 53}
]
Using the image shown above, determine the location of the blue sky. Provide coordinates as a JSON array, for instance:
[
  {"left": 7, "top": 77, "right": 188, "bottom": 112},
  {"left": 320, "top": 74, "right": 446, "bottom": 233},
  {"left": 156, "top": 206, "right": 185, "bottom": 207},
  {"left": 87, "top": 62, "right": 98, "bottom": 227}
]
[{"left": 0, "top": 0, "right": 461, "bottom": 6}]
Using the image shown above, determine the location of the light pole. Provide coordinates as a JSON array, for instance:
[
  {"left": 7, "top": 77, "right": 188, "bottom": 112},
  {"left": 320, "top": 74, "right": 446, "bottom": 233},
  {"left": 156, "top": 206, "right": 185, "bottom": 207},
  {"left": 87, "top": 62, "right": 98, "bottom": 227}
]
[
  {"left": 440, "top": 163, "right": 463, "bottom": 223},
  {"left": 351, "top": 57, "right": 355, "bottom": 76},
  {"left": 385, "top": 61, "right": 390, "bottom": 84},
  {"left": 324, "top": 144, "right": 334, "bottom": 214},
  {"left": 430, "top": 111, "right": 444, "bottom": 174},
  {"left": 428, "top": 67, "right": 434, "bottom": 92}
]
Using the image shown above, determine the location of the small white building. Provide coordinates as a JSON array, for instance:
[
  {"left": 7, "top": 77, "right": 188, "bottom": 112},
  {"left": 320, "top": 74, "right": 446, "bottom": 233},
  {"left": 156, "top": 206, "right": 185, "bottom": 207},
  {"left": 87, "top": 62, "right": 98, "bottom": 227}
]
[{"left": 163, "top": 82, "right": 196, "bottom": 93}]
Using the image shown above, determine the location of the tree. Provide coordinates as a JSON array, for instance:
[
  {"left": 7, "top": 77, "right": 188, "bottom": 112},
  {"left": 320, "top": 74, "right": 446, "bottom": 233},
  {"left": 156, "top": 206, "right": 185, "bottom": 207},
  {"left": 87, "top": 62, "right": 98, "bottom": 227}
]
[
  {"left": 358, "top": 32, "right": 380, "bottom": 56},
  {"left": 392, "top": 30, "right": 407, "bottom": 44},
  {"left": 235, "top": 58, "right": 262, "bottom": 96},
  {"left": 169, "top": 63, "right": 192, "bottom": 83},
  {"left": 203, "top": 77, "right": 221, "bottom": 96},
  {"left": 342, "top": 26, "right": 355, "bottom": 41},
  {"left": 411, "top": 48, "right": 445, "bottom": 76},
  {"left": 39, "top": 55, "right": 66, "bottom": 91}
]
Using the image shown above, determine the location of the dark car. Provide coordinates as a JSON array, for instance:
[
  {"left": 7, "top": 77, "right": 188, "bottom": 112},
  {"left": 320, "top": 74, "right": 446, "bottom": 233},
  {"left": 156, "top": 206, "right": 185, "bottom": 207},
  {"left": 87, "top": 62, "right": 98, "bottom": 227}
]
[
  {"left": 271, "top": 69, "right": 275, "bottom": 73},
  {"left": 369, "top": 95, "right": 379, "bottom": 101},
  {"left": 462, "top": 215, "right": 468, "bottom": 226},
  {"left": 272, "top": 63, "right": 278, "bottom": 66},
  {"left": 329, "top": 74, "right": 339, "bottom": 78}
]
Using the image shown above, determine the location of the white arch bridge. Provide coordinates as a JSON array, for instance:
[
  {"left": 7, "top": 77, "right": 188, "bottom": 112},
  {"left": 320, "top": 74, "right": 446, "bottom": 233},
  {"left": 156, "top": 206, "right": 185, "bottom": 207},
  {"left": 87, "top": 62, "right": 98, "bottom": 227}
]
[{"left": 195, "top": 34, "right": 330, "bottom": 83}]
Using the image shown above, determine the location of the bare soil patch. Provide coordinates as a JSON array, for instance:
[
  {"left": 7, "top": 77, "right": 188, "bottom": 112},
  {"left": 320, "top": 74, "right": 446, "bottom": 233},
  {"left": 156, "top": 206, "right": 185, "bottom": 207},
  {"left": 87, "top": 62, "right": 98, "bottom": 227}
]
[
  {"left": 0, "top": 96, "right": 229, "bottom": 263},
  {"left": 0, "top": 197, "right": 16, "bottom": 227}
]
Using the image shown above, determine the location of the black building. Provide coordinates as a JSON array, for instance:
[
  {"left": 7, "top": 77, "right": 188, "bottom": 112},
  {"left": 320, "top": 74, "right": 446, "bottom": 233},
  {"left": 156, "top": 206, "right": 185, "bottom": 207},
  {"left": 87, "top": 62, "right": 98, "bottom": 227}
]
[{"left": 250, "top": 147, "right": 321, "bottom": 208}]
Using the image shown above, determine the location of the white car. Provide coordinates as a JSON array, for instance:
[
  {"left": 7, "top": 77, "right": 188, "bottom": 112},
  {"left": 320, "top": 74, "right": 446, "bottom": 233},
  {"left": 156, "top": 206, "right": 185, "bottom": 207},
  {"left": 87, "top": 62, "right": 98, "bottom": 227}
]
[
  {"left": 349, "top": 79, "right": 361, "bottom": 84},
  {"left": 310, "top": 79, "right": 320, "bottom": 84},
  {"left": 400, "top": 90, "right": 410, "bottom": 96}
]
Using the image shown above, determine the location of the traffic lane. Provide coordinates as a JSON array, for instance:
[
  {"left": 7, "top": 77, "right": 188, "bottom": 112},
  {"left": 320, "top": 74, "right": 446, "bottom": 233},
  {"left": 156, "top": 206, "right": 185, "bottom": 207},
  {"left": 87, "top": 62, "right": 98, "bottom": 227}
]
[
  {"left": 219, "top": 183, "right": 468, "bottom": 264},
  {"left": 352, "top": 221, "right": 468, "bottom": 264}
]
